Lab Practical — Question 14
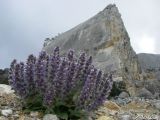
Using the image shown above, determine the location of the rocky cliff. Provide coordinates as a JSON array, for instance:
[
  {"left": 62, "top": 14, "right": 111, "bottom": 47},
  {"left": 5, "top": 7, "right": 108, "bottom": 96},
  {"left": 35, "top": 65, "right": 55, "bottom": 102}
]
[{"left": 43, "top": 4, "right": 141, "bottom": 96}]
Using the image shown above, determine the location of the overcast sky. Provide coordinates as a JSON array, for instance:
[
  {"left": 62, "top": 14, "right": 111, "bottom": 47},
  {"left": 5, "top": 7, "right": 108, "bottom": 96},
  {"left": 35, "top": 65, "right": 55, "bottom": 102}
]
[{"left": 0, "top": 0, "right": 160, "bottom": 69}]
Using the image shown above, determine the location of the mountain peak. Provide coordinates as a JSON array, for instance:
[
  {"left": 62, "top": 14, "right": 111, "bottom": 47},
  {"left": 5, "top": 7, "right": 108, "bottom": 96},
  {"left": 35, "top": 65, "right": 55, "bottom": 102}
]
[{"left": 43, "top": 4, "right": 140, "bottom": 96}]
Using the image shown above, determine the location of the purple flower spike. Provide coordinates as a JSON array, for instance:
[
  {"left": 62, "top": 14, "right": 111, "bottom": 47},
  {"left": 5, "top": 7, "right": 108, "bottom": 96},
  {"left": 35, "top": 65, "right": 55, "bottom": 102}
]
[
  {"left": 25, "top": 54, "right": 36, "bottom": 94},
  {"left": 53, "top": 46, "right": 60, "bottom": 57},
  {"left": 54, "top": 58, "right": 68, "bottom": 98},
  {"left": 8, "top": 59, "right": 17, "bottom": 86},
  {"left": 74, "top": 52, "right": 86, "bottom": 84},
  {"left": 67, "top": 49, "right": 74, "bottom": 62},
  {"left": 9, "top": 46, "right": 113, "bottom": 113},
  {"left": 78, "top": 68, "right": 97, "bottom": 109},
  {"left": 82, "top": 56, "right": 93, "bottom": 82}
]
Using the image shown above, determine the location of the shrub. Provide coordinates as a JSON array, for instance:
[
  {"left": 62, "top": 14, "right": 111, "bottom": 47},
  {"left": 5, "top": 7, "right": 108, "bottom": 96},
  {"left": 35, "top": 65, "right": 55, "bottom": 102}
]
[
  {"left": 9, "top": 47, "right": 113, "bottom": 119},
  {"left": 0, "top": 68, "right": 9, "bottom": 84}
]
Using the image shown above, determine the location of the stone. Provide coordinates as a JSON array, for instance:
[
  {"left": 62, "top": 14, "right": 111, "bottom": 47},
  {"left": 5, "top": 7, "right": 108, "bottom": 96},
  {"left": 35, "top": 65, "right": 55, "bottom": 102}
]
[
  {"left": 119, "top": 92, "right": 129, "bottom": 99},
  {"left": 0, "top": 84, "right": 14, "bottom": 95},
  {"left": 151, "top": 100, "right": 160, "bottom": 110},
  {"left": 144, "top": 80, "right": 160, "bottom": 95},
  {"left": 43, "top": 114, "right": 59, "bottom": 120},
  {"left": 1, "top": 109, "right": 13, "bottom": 117},
  {"left": 116, "top": 98, "right": 127, "bottom": 105},
  {"left": 43, "top": 4, "right": 141, "bottom": 96},
  {"left": 137, "top": 88, "right": 153, "bottom": 99},
  {"left": 134, "top": 80, "right": 144, "bottom": 88},
  {"left": 23, "top": 116, "right": 39, "bottom": 120},
  {"left": 153, "top": 93, "right": 160, "bottom": 99},
  {"left": 0, "top": 93, "right": 21, "bottom": 111},
  {"left": 30, "top": 111, "right": 39, "bottom": 117},
  {"left": 104, "top": 101, "right": 120, "bottom": 111},
  {"left": 97, "top": 116, "right": 114, "bottom": 120},
  {"left": 119, "top": 114, "right": 132, "bottom": 120}
]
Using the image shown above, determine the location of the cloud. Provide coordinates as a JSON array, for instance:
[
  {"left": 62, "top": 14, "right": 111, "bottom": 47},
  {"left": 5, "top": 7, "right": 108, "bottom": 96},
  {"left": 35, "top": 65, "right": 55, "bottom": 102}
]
[{"left": 138, "top": 34, "right": 156, "bottom": 53}]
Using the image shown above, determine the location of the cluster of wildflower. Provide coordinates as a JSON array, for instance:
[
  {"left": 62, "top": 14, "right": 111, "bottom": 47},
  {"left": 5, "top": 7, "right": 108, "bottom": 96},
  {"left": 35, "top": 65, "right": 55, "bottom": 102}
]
[{"left": 9, "top": 47, "right": 113, "bottom": 111}]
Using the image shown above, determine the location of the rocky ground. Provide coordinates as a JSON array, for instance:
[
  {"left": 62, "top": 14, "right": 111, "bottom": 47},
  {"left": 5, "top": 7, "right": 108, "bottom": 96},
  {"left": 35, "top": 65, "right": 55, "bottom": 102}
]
[
  {"left": 0, "top": 84, "right": 160, "bottom": 120},
  {"left": 95, "top": 98, "right": 160, "bottom": 120}
]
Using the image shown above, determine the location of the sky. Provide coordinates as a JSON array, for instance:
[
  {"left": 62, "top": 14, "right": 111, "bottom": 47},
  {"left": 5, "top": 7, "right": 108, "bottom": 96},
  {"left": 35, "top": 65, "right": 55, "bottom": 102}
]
[{"left": 0, "top": 0, "right": 160, "bottom": 69}]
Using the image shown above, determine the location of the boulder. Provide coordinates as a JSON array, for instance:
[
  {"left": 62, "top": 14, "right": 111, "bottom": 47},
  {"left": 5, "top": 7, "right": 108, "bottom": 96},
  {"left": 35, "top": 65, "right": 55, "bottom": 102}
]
[
  {"left": 43, "top": 4, "right": 141, "bottom": 96},
  {"left": 1, "top": 109, "right": 13, "bottom": 117},
  {"left": 119, "top": 92, "right": 129, "bottom": 99},
  {"left": 144, "top": 80, "right": 160, "bottom": 96},
  {"left": 43, "top": 114, "right": 59, "bottom": 120},
  {"left": 0, "top": 84, "right": 14, "bottom": 95},
  {"left": 137, "top": 88, "right": 153, "bottom": 99},
  {"left": 118, "top": 114, "right": 132, "bottom": 120}
]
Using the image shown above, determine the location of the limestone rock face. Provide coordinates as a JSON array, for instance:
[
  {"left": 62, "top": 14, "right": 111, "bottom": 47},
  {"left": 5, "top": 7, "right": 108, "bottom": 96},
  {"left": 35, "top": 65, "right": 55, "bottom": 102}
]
[{"left": 43, "top": 4, "right": 141, "bottom": 96}]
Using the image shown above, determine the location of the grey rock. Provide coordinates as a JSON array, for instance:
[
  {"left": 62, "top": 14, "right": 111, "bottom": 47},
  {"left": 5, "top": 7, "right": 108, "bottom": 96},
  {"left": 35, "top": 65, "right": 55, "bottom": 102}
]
[
  {"left": 144, "top": 80, "right": 160, "bottom": 95},
  {"left": 119, "top": 114, "right": 132, "bottom": 120},
  {"left": 0, "top": 84, "right": 14, "bottom": 95},
  {"left": 1, "top": 109, "right": 13, "bottom": 117},
  {"left": 30, "top": 111, "right": 39, "bottom": 117},
  {"left": 23, "top": 116, "right": 39, "bottom": 120},
  {"left": 153, "top": 93, "right": 160, "bottom": 99},
  {"left": 151, "top": 100, "right": 160, "bottom": 110},
  {"left": 134, "top": 80, "right": 144, "bottom": 88},
  {"left": 116, "top": 98, "right": 127, "bottom": 105},
  {"left": 43, "top": 4, "right": 141, "bottom": 96},
  {"left": 43, "top": 114, "right": 59, "bottom": 120},
  {"left": 137, "top": 88, "right": 153, "bottom": 99},
  {"left": 119, "top": 92, "right": 129, "bottom": 99}
]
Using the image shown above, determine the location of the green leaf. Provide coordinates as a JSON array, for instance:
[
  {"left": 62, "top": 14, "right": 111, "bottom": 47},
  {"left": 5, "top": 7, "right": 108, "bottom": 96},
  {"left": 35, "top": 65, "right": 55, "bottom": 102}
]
[
  {"left": 22, "top": 94, "right": 46, "bottom": 113},
  {"left": 57, "top": 112, "right": 68, "bottom": 120},
  {"left": 69, "top": 109, "right": 88, "bottom": 120}
]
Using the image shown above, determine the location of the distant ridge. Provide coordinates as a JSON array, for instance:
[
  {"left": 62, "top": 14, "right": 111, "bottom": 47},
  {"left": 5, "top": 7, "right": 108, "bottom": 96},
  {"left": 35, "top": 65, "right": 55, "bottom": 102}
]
[{"left": 138, "top": 53, "right": 160, "bottom": 71}]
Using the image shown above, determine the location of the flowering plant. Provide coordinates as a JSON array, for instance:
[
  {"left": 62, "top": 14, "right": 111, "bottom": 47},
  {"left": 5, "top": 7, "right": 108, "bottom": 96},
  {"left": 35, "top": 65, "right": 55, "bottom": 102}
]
[{"left": 9, "top": 47, "right": 113, "bottom": 119}]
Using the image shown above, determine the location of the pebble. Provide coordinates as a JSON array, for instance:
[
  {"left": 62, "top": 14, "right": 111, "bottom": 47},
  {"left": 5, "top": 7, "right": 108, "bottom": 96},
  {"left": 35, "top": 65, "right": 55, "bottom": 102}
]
[
  {"left": 43, "top": 114, "right": 59, "bottom": 120},
  {"left": 119, "top": 92, "right": 129, "bottom": 99},
  {"left": 119, "top": 114, "right": 132, "bottom": 120},
  {"left": 30, "top": 111, "right": 39, "bottom": 117},
  {"left": 1, "top": 109, "right": 13, "bottom": 117},
  {"left": 0, "top": 84, "right": 14, "bottom": 95}
]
